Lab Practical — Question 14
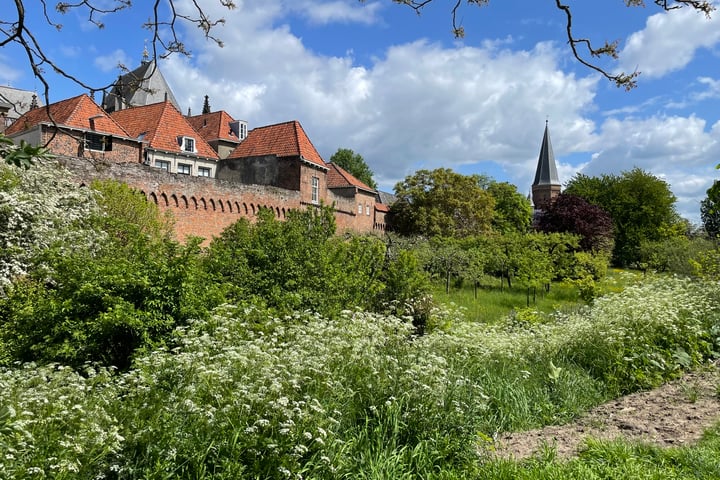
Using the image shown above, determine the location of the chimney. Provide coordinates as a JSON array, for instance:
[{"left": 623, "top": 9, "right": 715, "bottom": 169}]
[{"left": 89, "top": 115, "right": 104, "bottom": 131}]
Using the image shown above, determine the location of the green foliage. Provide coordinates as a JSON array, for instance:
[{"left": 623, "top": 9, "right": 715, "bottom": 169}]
[
  {"left": 206, "top": 206, "right": 388, "bottom": 317},
  {"left": 0, "top": 235, "right": 220, "bottom": 369},
  {"left": 701, "top": 180, "right": 720, "bottom": 238},
  {"left": 486, "top": 181, "right": 533, "bottom": 234},
  {"left": 389, "top": 168, "right": 495, "bottom": 238},
  {"left": 379, "top": 247, "right": 430, "bottom": 306},
  {"left": 0, "top": 178, "right": 222, "bottom": 368},
  {"left": 565, "top": 168, "right": 681, "bottom": 266},
  {"left": 638, "top": 235, "right": 715, "bottom": 276},
  {"left": 91, "top": 179, "right": 174, "bottom": 243},
  {"left": 692, "top": 246, "right": 720, "bottom": 280},
  {"left": 0, "top": 134, "right": 53, "bottom": 169},
  {"left": 328, "top": 147, "right": 377, "bottom": 189},
  {"left": 560, "top": 277, "right": 720, "bottom": 393}
]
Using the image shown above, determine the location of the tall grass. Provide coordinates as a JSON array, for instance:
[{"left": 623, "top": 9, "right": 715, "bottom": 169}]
[
  {"left": 0, "top": 276, "right": 718, "bottom": 478},
  {"left": 433, "top": 268, "right": 645, "bottom": 324}
]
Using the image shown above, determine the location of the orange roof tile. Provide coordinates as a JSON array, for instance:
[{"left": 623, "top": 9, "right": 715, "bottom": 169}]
[
  {"left": 227, "top": 120, "right": 326, "bottom": 168},
  {"left": 111, "top": 101, "right": 218, "bottom": 159},
  {"left": 187, "top": 111, "right": 241, "bottom": 144},
  {"left": 327, "top": 162, "right": 376, "bottom": 193},
  {"left": 4, "top": 94, "right": 131, "bottom": 137},
  {"left": 375, "top": 203, "right": 390, "bottom": 213}
]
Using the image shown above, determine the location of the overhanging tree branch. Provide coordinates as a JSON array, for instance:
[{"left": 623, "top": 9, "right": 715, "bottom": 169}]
[
  {"left": 386, "top": 0, "right": 715, "bottom": 90},
  {"left": 1, "top": 1, "right": 235, "bottom": 111}
]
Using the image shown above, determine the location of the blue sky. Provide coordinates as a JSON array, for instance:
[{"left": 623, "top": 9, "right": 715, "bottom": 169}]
[{"left": 2, "top": 0, "right": 720, "bottom": 224}]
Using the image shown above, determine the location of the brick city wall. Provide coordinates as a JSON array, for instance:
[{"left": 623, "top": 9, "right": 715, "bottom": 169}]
[
  {"left": 60, "top": 155, "right": 387, "bottom": 242},
  {"left": 62, "top": 157, "right": 303, "bottom": 242}
]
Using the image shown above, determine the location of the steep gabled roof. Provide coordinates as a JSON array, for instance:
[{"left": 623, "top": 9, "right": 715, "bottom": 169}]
[
  {"left": 0, "top": 86, "right": 42, "bottom": 121},
  {"left": 533, "top": 121, "right": 560, "bottom": 187},
  {"left": 187, "top": 110, "right": 241, "bottom": 144},
  {"left": 111, "top": 101, "right": 218, "bottom": 159},
  {"left": 327, "top": 162, "right": 376, "bottom": 194},
  {"left": 227, "top": 120, "right": 327, "bottom": 169},
  {"left": 102, "top": 59, "right": 180, "bottom": 112},
  {"left": 4, "top": 94, "right": 130, "bottom": 137}
]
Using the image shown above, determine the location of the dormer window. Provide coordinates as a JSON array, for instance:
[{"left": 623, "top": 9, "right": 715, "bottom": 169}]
[{"left": 179, "top": 136, "right": 196, "bottom": 153}]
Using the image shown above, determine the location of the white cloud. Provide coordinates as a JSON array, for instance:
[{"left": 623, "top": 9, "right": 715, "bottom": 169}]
[
  {"left": 94, "top": 49, "right": 132, "bottom": 73},
  {"left": 291, "top": 0, "right": 383, "bottom": 25},
  {"left": 161, "top": 0, "right": 716, "bottom": 223},
  {"left": 620, "top": 6, "right": 720, "bottom": 78},
  {"left": 693, "top": 76, "right": 720, "bottom": 100},
  {"left": 165, "top": 2, "right": 599, "bottom": 190},
  {"left": 578, "top": 115, "right": 720, "bottom": 222}
]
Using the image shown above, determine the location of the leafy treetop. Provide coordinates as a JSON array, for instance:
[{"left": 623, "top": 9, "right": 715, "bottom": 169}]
[
  {"left": 328, "top": 148, "right": 378, "bottom": 190},
  {"left": 389, "top": 168, "right": 494, "bottom": 238}
]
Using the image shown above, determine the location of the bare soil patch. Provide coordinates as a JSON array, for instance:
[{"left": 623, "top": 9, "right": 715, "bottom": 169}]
[{"left": 494, "top": 362, "right": 720, "bottom": 460}]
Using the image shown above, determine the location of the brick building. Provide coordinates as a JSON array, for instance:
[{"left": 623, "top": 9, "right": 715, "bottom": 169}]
[{"left": 4, "top": 80, "right": 389, "bottom": 242}]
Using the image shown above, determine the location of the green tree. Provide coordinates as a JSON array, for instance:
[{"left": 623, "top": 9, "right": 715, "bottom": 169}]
[
  {"left": 206, "top": 205, "right": 391, "bottom": 317},
  {"left": 701, "top": 180, "right": 720, "bottom": 238},
  {"left": 389, "top": 168, "right": 494, "bottom": 238},
  {"left": 565, "top": 168, "right": 680, "bottom": 266},
  {"left": 329, "top": 148, "right": 377, "bottom": 189},
  {"left": 0, "top": 179, "right": 221, "bottom": 368},
  {"left": 486, "top": 181, "right": 533, "bottom": 234}
]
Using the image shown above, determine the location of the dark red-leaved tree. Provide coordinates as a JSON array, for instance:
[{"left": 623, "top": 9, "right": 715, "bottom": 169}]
[{"left": 536, "top": 193, "right": 614, "bottom": 253}]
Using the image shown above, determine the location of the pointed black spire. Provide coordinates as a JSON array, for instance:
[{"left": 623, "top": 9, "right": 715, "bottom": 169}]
[
  {"left": 531, "top": 120, "right": 561, "bottom": 209},
  {"left": 202, "top": 95, "right": 211, "bottom": 114},
  {"left": 533, "top": 120, "right": 560, "bottom": 187}
]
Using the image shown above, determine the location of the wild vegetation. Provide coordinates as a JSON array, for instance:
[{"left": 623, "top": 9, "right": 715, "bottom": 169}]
[{"left": 1, "top": 152, "right": 720, "bottom": 478}]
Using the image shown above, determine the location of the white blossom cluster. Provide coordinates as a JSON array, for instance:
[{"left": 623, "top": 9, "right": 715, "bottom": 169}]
[{"left": 0, "top": 161, "right": 104, "bottom": 288}]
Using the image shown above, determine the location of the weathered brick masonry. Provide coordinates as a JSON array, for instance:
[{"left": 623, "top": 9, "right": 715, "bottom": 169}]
[{"left": 62, "top": 157, "right": 304, "bottom": 241}]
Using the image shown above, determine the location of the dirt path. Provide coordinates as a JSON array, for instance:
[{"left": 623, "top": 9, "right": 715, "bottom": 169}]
[{"left": 494, "top": 362, "right": 720, "bottom": 460}]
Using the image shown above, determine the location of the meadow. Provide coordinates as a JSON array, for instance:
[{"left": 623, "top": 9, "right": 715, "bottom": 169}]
[{"left": 2, "top": 275, "right": 719, "bottom": 479}]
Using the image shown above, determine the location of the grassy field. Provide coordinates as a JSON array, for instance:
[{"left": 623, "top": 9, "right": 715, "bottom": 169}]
[{"left": 432, "top": 268, "right": 645, "bottom": 324}]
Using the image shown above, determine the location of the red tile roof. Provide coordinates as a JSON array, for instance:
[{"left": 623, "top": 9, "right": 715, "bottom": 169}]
[
  {"left": 227, "top": 120, "right": 326, "bottom": 169},
  {"left": 186, "top": 111, "right": 241, "bottom": 143},
  {"left": 4, "top": 94, "right": 131, "bottom": 137},
  {"left": 111, "top": 101, "right": 218, "bottom": 159},
  {"left": 327, "top": 162, "right": 376, "bottom": 193}
]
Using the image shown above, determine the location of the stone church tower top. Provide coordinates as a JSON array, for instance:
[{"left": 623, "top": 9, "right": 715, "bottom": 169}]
[{"left": 531, "top": 120, "right": 561, "bottom": 209}]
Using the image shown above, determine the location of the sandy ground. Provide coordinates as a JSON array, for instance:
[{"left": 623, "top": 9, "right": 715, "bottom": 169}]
[{"left": 493, "top": 362, "right": 720, "bottom": 459}]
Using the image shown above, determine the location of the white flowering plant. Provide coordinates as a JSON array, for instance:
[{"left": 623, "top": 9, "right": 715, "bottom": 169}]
[{"left": 0, "top": 275, "right": 718, "bottom": 478}]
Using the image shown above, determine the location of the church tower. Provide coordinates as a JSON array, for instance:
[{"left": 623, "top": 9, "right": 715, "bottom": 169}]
[
  {"left": 101, "top": 46, "right": 180, "bottom": 113},
  {"left": 531, "top": 120, "right": 561, "bottom": 209}
]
